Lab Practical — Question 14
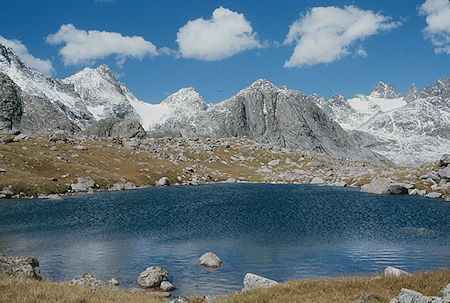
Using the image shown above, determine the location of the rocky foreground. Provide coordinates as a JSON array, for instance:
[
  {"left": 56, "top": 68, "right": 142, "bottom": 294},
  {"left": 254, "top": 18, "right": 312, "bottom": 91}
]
[{"left": 0, "top": 132, "right": 449, "bottom": 201}]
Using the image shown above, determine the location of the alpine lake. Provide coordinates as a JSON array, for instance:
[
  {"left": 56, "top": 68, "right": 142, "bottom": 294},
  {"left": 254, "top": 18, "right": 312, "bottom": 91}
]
[{"left": 0, "top": 183, "right": 449, "bottom": 297}]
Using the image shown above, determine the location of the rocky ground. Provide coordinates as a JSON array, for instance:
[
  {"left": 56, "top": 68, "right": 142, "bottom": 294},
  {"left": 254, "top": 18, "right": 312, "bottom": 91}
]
[{"left": 0, "top": 132, "right": 449, "bottom": 201}]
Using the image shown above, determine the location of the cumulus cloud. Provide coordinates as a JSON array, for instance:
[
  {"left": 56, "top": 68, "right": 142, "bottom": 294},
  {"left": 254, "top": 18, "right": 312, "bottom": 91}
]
[
  {"left": 0, "top": 35, "right": 54, "bottom": 75},
  {"left": 419, "top": 0, "right": 450, "bottom": 54},
  {"left": 176, "top": 6, "right": 261, "bottom": 61},
  {"left": 284, "top": 5, "right": 400, "bottom": 68},
  {"left": 46, "top": 24, "right": 158, "bottom": 65}
]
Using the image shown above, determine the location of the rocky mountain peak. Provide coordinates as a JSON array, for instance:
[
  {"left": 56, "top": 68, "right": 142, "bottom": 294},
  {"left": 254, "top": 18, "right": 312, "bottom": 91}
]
[
  {"left": 329, "top": 93, "right": 347, "bottom": 105},
  {"left": 161, "top": 87, "right": 207, "bottom": 111},
  {"left": 248, "top": 79, "right": 279, "bottom": 92},
  {"left": 404, "top": 83, "right": 420, "bottom": 103},
  {"left": 421, "top": 78, "right": 450, "bottom": 99},
  {"left": 369, "top": 81, "right": 402, "bottom": 99}
]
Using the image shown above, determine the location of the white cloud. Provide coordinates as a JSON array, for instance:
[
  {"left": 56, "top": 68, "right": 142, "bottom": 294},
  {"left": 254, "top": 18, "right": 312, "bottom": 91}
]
[
  {"left": 0, "top": 35, "right": 54, "bottom": 75},
  {"left": 46, "top": 24, "right": 158, "bottom": 65},
  {"left": 356, "top": 45, "right": 368, "bottom": 57},
  {"left": 419, "top": 0, "right": 450, "bottom": 54},
  {"left": 176, "top": 6, "right": 261, "bottom": 61},
  {"left": 284, "top": 5, "right": 400, "bottom": 68}
]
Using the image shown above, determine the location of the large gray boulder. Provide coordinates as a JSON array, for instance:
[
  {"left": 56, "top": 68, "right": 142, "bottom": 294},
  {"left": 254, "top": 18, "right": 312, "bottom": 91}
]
[
  {"left": 389, "top": 288, "right": 449, "bottom": 303},
  {"left": 71, "top": 177, "right": 96, "bottom": 192},
  {"left": 136, "top": 266, "right": 169, "bottom": 288},
  {"left": 384, "top": 266, "right": 411, "bottom": 277},
  {"left": 440, "top": 154, "right": 450, "bottom": 167},
  {"left": 0, "top": 73, "right": 22, "bottom": 133},
  {"left": 69, "top": 273, "right": 115, "bottom": 289},
  {"left": 199, "top": 252, "right": 222, "bottom": 268},
  {"left": 83, "top": 117, "right": 145, "bottom": 139},
  {"left": 0, "top": 253, "right": 41, "bottom": 279},
  {"left": 361, "top": 178, "right": 414, "bottom": 195},
  {"left": 442, "top": 284, "right": 450, "bottom": 300},
  {"left": 242, "top": 273, "right": 278, "bottom": 291}
]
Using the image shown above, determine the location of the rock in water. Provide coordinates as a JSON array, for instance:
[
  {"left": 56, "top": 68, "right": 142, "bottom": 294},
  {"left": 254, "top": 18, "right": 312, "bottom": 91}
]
[
  {"left": 199, "top": 252, "right": 223, "bottom": 268},
  {"left": 0, "top": 253, "right": 41, "bottom": 279},
  {"left": 384, "top": 266, "right": 411, "bottom": 277},
  {"left": 0, "top": 73, "right": 22, "bottom": 133},
  {"left": 70, "top": 273, "right": 115, "bottom": 289},
  {"left": 160, "top": 281, "right": 176, "bottom": 292},
  {"left": 83, "top": 117, "right": 145, "bottom": 139},
  {"left": 136, "top": 266, "right": 169, "bottom": 288},
  {"left": 243, "top": 273, "right": 278, "bottom": 291}
]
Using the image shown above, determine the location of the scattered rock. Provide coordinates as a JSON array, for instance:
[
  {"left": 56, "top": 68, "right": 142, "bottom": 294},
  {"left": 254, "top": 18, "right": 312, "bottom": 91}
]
[
  {"left": 160, "top": 281, "right": 176, "bottom": 292},
  {"left": 384, "top": 266, "right": 411, "bottom": 277},
  {"left": 357, "top": 293, "right": 378, "bottom": 302},
  {"left": 408, "top": 188, "right": 426, "bottom": 196},
  {"left": 199, "top": 252, "right": 223, "bottom": 268},
  {"left": 224, "top": 178, "right": 237, "bottom": 183},
  {"left": 0, "top": 253, "right": 41, "bottom": 279},
  {"left": 155, "top": 177, "right": 170, "bottom": 187},
  {"left": 169, "top": 297, "right": 189, "bottom": 303},
  {"left": 46, "top": 194, "right": 62, "bottom": 200},
  {"left": 438, "top": 166, "right": 450, "bottom": 179},
  {"left": 49, "top": 131, "right": 68, "bottom": 142},
  {"left": 0, "top": 168, "right": 6, "bottom": 173},
  {"left": 242, "top": 273, "right": 278, "bottom": 291},
  {"left": 136, "top": 266, "right": 169, "bottom": 288},
  {"left": 69, "top": 273, "right": 115, "bottom": 289},
  {"left": 0, "top": 135, "right": 14, "bottom": 143}
]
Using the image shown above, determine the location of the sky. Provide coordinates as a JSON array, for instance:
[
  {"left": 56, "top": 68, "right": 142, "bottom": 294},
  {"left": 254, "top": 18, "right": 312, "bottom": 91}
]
[{"left": 0, "top": 0, "right": 449, "bottom": 104}]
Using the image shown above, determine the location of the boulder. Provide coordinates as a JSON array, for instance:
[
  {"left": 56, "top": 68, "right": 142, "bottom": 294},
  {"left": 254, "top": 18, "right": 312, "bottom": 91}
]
[
  {"left": 408, "top": 188, "right": 426, "bottom": 196},
  {"left": 442, "top": 284, "right": 450, "bottom": 300},
  {"left": 50, "top": 131, "right": 69, "bottom": 142},
  {"left": 242, "top": 273, "right": 278, "bottom": 291},
  {"left": 199, "top": 252, "right": 223, "bottom": 268},
  {"left": 160, "top": 281, "right": 176, "bottom": 292},
  {"left": 107, "top": 278, "right": 120, "bottom": 286},
  {"left": 224, "top": 178, "right": 237, "bottom": 183},
  {"left": 0, "top": 253, "right": 41, "bottom": 279},
  {"left": 438, "top": 167, "right": 450, "bottom": 179},
  {"left": 426, "top": 192, "right": 443, "bottom": 199},
  {"left": 83, "top": 117, "right": 145, "bottom": 139},
  {"left": 69, "top": 273, "right": 114, "bottom": 289},
  {"left": 310, "top": 177, "right": 325, "bottom": 184},
  {"left": 389, "top": 288, "right": 449, "bottom": 303},
  {"left": 440, "top": 154, "right": 450, "bottom": 167},
  {"left": 361, "top": 178, "right": 413, "bottom": 195},
  {"left": 155, "top": 177, "right": 170, "bottom": 187},
  {"left": 136, "top": 266, "right": 168, "bottom": 288},
  {"left": 71, "top": 177, "right": 96, "bottom": 192},
  {"left": 384, "top": 266, "right": 411, "bottom": 277}
]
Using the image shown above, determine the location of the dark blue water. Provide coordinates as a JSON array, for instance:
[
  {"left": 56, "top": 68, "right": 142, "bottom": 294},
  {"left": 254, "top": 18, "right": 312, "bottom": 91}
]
[{"left": 0, "top": 184, "right": 449, "bottom": 296}]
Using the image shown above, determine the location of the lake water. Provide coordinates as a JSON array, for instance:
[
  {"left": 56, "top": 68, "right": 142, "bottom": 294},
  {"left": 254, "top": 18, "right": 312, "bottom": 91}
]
[{"left": 0, "top": 184, "right": 449, "bottom": 296}]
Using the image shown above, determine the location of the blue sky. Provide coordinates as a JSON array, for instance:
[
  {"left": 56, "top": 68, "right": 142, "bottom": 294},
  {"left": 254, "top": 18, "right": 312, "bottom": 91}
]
[{"left": 0, "top": 0, "right": 449, "bottom": 103}]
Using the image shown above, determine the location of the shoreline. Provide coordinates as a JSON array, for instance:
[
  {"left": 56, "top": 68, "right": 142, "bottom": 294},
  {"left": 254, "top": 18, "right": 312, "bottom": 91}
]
[{"left": 1, "top": 134, "right": 448, "bottom": 202}]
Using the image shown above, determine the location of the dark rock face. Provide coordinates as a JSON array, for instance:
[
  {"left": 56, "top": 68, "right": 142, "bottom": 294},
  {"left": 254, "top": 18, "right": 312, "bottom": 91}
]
[
  {"left": 0, "top": 253, "right": 42, "bottom": 279},
  {"left": 152, "top": 80, "right": 379, "bottom": 162},
  {"left": 0, "top": 73, "right": 22, "bottom": 132},
  {"left": 83, "top": 117, "right": 146, "bottom": 138}
]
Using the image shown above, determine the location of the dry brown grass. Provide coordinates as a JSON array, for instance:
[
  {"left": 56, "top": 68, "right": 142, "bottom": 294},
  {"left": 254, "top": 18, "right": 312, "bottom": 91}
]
[
  {"left": 0, "top": 273, "right": 165, "bottom": 303},
  {"left": 213, "top": 270, "right": 450, "bottom": 303}
]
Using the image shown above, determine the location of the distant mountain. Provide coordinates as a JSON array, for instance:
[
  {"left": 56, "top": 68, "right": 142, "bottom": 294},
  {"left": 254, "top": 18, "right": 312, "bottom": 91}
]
[
  {"left": 311, "top": 80, "right": 450, "bottom": 165},
  {"left": 150, "top": 79, "right": 380, "bottom": 162}
]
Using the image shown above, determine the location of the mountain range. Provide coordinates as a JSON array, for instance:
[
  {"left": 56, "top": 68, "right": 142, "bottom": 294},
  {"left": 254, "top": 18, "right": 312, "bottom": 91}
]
[{"left": 0, "top": 43, "right": 448, "bottom": 166}]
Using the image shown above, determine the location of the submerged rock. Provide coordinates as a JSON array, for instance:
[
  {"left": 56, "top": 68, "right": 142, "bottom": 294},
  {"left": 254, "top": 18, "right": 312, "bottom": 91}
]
[
  {"left": 136, "top": 266, "right": 168, "bottom": 288},
  {"left": 199, "top": 252, "right": 223, "bottom": 268},
  {"left": 243, "top": 273, "right": 278, "bottom": 291},
  {"left": 0, "top": 253, "right": 41, "bottom": 279}
]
